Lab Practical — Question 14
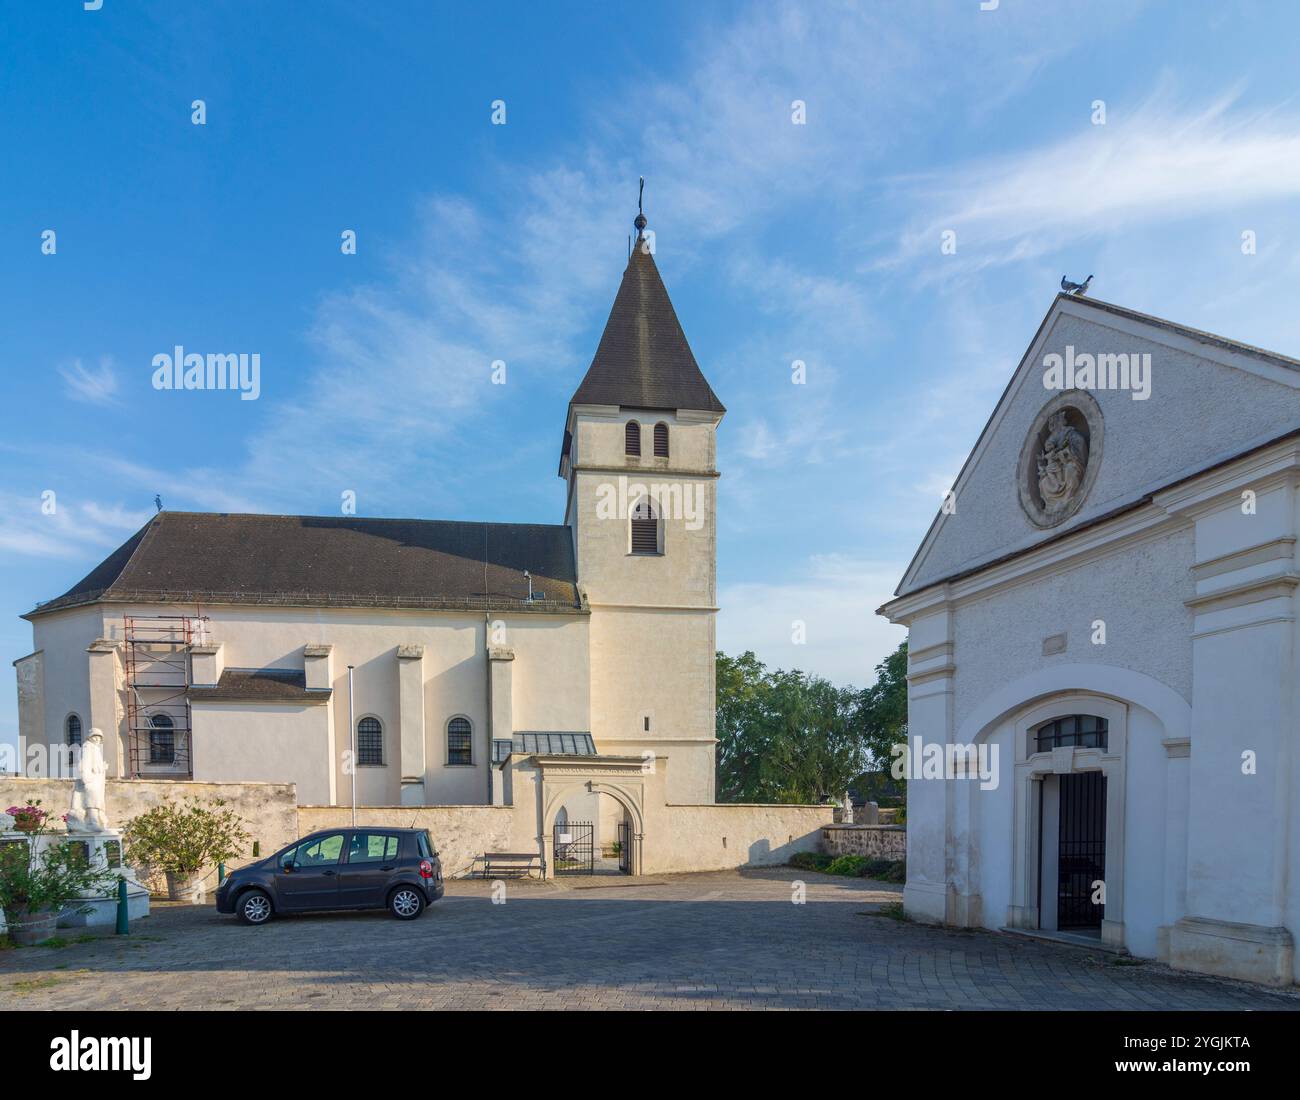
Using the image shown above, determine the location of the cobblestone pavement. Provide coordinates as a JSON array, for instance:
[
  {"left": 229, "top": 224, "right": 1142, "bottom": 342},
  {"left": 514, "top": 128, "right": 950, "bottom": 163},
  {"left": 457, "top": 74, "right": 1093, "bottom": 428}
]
[{"left": 5, "top": 868, "right": 1298, "bottom": 1010}]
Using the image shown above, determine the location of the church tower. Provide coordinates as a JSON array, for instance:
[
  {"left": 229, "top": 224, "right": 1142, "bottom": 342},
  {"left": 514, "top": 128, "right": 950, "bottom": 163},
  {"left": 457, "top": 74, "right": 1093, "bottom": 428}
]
[{"left": 559, "top": 197, "right": 725, "bottom": 803}]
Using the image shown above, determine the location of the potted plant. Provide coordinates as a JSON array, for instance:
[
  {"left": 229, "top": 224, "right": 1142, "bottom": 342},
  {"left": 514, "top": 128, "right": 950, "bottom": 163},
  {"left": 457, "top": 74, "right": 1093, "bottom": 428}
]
[
  {"left": 0, "top": 809, "right": 116, "bottom": 946},
  {"left": 5, "top": 801, "right": 52, "bottom": 834},
  {"left": 124, "top": 797, "right": 251, "bottom": 902}
]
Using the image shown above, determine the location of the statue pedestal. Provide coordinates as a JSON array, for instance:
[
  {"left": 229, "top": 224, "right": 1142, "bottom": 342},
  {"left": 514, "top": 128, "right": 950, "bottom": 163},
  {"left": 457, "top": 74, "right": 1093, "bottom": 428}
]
[
  {"left": 0, "top": 828, "right": 150, "bottom": 933},
  {"left": 59, "top": 830, "right": 151, "bottom": 928}
]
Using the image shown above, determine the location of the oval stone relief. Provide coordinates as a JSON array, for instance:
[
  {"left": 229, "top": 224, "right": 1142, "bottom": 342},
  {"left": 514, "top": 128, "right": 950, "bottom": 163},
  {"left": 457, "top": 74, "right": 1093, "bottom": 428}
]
[{"left": 1016, "top": 391, "right": 1103, "bottom": 528}]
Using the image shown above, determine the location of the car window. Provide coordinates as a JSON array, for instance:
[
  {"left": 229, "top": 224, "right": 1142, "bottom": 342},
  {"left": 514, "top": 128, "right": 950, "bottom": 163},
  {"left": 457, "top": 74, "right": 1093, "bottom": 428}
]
[
  {"left": 416, "top": 832, "right": 432, "bottom": 859},
  {"left": 295, "top": 833, "right": 345, "bottom": 867},
  {"left": 348, "top": 833, "right": 398, "bottom": 863}
]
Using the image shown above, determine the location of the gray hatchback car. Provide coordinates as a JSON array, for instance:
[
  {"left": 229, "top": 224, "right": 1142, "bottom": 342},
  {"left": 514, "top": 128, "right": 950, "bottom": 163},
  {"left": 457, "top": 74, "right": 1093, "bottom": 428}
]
[{"left": 216, "top": 827, "right": 444, "bottom": 924}]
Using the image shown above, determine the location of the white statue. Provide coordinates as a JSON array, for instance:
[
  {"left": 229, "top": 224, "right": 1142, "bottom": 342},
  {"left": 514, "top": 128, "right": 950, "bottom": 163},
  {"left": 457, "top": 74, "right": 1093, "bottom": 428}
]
[
  {"left": 841, "top": 791, "right": 854, "bottom": 825},
  {"left": 67, "top": 728, "right": 109, "bottom": 833}
]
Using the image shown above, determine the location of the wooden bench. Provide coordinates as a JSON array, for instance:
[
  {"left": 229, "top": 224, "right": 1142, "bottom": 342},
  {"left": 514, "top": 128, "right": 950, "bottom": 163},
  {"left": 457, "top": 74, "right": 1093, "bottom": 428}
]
[{"left": 481, "top": 852, "right": 542, "bottom": 879}]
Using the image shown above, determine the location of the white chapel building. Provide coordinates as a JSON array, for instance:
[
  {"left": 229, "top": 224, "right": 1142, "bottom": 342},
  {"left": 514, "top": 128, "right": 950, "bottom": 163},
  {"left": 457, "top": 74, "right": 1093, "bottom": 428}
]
[
  {"left": 880, "top": 292, "right": 1300, "bottom": 985},
  {"left": 15, "top": 225, "right": 726, "bottom": 841}
]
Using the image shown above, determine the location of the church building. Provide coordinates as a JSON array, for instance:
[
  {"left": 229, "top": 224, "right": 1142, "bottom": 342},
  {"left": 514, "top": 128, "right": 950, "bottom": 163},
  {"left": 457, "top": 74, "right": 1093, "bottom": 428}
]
[
  {"left": 879, "top": 291, "right": 1300, "bottom": 985},
  {"left": 15, "top": 215, "right": 725, "bottom": 850}
]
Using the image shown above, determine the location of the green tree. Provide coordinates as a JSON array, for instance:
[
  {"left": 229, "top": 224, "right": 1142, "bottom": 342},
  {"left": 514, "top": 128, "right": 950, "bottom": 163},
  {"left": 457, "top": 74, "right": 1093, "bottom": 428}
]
[
  {"left": 715, "top": 651, "right": 870, "bottom": 804},
  {"left": 856, "top": 640, "right": 908, "bottom": 773},
  {"left": 715, "top": 650, "right": 770, "bottom": 802},
  {"left": 715, "top": 641, "right": 911, "bottom": 806}
]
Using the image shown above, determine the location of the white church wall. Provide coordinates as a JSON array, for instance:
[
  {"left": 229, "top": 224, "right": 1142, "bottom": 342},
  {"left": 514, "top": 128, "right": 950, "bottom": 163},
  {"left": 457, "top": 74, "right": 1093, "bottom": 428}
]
[
  {"left": 973, "top": 722, "right": 1013, "bottom": 929},
  {"left": 1123, "top": 703, "right": 1171, "bottom": 959},
  {"left": 191, "top": 701, "right": 333, "bottom": 805},
  {"left": 27, "top": 604, "right": 107, "bottom": 766},
  {"left": 503, "top": 614, "right": 590, "bottom": 733},
  {"left": 30, "top": 601, "right": 593, "bottom": 807},
  {"left": 588, "top": 606, "right": 716, "bottom": 803},
  {"left": 951, "top": 524, "right": 1195, "bottom": 733}
]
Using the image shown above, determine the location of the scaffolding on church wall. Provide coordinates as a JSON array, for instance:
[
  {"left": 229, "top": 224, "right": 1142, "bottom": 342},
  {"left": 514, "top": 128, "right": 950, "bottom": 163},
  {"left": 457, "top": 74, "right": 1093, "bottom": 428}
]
[{"left": 123, "top": 614, "right": 207, "bottom": 779}]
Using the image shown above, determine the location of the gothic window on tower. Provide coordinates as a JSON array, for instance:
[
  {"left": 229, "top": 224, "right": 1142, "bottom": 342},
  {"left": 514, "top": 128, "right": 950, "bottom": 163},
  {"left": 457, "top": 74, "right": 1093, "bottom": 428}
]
[
  {"left": 630, "top": 497, "right": 661, "bottom": 555},
  {"left": 447, "top": 716, "right": 474, "bottom": 765},
  {"left": 653, "top": 422, "right": 669, "bottom": 457},
  {"left": 357, "top": 716, "right": 384, "bottom": 766},
  {"left": 625, "top": 420, "right": 641, "bottom": 456},
  {"left": 66, "top": 713, "right": 82, "bottom": 746}
]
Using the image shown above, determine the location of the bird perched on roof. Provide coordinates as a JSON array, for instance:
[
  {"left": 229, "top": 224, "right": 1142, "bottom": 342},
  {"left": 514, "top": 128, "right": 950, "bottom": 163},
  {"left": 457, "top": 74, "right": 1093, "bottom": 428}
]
[{"left": 1061, "top": 274, "right": 1094, "bottom": 296}]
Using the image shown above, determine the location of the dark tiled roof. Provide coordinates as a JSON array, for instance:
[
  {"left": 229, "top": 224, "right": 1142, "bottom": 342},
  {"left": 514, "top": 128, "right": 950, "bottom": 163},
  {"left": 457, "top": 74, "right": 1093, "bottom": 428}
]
[
  {"left": 189, "top": 668, "right": 330, "bottom": 705},
  {"left": 569, "top": 244, "right": 725, "bottom": 414},
  {"left": 29, "top": 512, "right": 582, "bottom": 617},
  {"left": 492, "top": 731, "right": 597, "bottom": 763}
]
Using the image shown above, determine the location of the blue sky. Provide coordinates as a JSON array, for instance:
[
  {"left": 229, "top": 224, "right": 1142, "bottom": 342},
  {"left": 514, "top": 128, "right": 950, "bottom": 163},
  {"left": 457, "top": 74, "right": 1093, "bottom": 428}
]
[{"left": 4, "top": 0, "right": 1300, "bottom": 744}]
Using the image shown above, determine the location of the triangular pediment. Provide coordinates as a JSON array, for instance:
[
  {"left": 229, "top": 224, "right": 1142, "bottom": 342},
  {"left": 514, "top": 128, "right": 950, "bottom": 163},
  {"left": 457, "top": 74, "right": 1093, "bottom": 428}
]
[{"left": 896, "top": 294, "right": 1300, "bottom": 597}]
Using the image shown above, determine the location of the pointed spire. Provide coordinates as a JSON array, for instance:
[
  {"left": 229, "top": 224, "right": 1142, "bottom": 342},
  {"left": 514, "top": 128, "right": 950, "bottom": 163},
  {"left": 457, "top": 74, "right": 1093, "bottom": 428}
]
[{"left": 567, "top": 185, "right": 724, "bottom": 415}]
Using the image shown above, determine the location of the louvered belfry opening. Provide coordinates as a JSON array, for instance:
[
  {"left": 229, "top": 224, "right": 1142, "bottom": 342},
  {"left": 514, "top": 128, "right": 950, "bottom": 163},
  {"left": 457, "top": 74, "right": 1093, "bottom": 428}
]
[
  {"left": 625, "top": 420, "right": 641, "bottom": 455},
  {"left": 653, "top": 422, "right": 669, "bottom": 457},
  {"left": 630, "top": 498, "right": 658, "bottom": 554}
]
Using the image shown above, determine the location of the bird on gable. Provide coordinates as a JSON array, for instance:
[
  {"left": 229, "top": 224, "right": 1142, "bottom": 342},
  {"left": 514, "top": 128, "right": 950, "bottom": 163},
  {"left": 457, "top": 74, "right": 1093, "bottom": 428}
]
[{"left": 1061, "top": 274, "right": 1094, "bottom": 295}]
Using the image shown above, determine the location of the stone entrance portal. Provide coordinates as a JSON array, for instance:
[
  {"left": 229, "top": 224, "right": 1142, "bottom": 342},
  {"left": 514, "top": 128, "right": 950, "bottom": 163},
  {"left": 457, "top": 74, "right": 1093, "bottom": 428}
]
[{"left": 532, "top": 754, "right": 650, "bottom": 878}]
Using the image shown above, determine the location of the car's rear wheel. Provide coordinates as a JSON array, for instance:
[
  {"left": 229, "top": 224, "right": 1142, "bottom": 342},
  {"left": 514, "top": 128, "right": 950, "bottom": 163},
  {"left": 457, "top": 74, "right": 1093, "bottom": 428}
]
[
  {"left": 388, "top": 885, "right": 425, "bottom": 920},
  {"left": 236, "top": 889, "right": 274, "bottom": 925}
]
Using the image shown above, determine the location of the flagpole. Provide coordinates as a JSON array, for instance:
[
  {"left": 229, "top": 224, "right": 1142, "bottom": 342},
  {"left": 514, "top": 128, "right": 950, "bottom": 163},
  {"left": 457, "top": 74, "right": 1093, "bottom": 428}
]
[{"left": 347, "top": 665, "right": 356, "bottom": 828}]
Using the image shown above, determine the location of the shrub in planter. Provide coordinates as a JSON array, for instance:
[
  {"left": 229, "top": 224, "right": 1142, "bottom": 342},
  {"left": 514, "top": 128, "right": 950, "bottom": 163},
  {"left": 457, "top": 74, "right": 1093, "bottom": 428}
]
[
  {"left": 124, "top": 797, "right": 251, "bottom": 902},
  {"left": 0, "top": 814, "right": 116, "bottom": 946}
]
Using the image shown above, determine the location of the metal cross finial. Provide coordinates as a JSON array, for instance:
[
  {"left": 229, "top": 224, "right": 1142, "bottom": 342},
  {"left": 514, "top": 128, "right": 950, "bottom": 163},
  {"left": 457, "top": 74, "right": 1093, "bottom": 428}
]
[{"left": 634, "top": 177, "right": 648, "bottom": 237}]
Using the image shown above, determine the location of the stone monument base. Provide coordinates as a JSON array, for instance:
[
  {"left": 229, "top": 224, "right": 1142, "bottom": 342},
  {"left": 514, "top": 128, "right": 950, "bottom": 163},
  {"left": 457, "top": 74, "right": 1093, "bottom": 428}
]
[{"left": 59, "top": 830, "right": 151, "bottom": 928}]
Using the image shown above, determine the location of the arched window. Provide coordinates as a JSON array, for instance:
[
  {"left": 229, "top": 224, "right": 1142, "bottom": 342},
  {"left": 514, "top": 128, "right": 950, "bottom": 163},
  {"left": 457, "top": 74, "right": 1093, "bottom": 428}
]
[
  {"left": 447, "top": 716, "right": 473, "bottom": 765},
  {"left": 356, "top": 717, "right": 384, "bottom": 766},
  {"left": 1033, "top": 714, "right": 1108, "bottom": 754},
  {"left": 149, "top": 714, "right": 175, "bottom": 765},
  {"left": 653, "top": 422, "right": 669, "bottom": 457},
  {"left": 625, "top": 420, "right": 641, "bottom": 456},
  {"left": 630, "top": 497, "right": 660, "bottom": 555},
  {"left": 66, "top": 714, "right": 82, "bottom": 747}
]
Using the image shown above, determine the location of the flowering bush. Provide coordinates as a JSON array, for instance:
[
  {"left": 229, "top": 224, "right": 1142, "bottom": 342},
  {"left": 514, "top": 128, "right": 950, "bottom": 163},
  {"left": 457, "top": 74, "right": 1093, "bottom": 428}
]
[
  {"left": 124, "top": 797, "right": 250, "bottom": 875},
  {"left": 0, "top": 804, "right": 115, "bottom": 918}
]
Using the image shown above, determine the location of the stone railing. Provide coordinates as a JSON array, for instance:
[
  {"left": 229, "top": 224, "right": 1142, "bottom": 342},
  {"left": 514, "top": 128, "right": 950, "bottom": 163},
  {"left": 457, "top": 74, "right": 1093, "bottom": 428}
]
[{"left": 822, "top": 823, "right": 906, "bottom": 861}]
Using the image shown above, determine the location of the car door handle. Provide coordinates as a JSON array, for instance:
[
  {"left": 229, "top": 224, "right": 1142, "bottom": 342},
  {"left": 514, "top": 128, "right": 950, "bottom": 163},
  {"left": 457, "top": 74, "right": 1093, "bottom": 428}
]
[
  {"left": 380, "top": 866, "right": 395, "bottom": 871},
  {"left": 322, "top": 870, "right": 336, "bottom": 876}
]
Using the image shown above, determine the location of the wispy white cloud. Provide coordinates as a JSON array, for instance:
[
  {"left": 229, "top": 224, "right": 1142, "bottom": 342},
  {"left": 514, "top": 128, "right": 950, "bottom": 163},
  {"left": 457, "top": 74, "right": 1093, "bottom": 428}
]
[
  {"left": 892, "top": 87, "right": 1300, "bottom": 275},
  {"left": 0, "top": 491, "right": 151, "bottom": 560},
  {"left": 58, "top": 358, "right": 119, "bottom": 406}
]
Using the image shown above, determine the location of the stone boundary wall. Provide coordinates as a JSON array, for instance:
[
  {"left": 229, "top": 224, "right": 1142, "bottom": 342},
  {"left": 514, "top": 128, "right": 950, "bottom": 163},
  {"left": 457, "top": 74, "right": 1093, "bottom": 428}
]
[
  {"left": 822, "top": 824, "right": 906, "bottom": 861},
  {"left": 652, "top": 804, "right": 832, "bottom": 874},
  {"left": 2, "top": 776, "right": 840, "bottom": 885},
  {"left": 298, "top": 805, "right": 518, "bottom": 878},
  {"left": 0, "top": 776, "right": 299, "bottom": 893}
]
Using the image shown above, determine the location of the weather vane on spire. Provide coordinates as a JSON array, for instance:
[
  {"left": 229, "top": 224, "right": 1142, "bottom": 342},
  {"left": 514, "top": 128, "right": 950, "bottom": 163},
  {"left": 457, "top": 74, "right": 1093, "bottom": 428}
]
[{"left": 635, "top": 176, "right": 647, "bottom": 237}]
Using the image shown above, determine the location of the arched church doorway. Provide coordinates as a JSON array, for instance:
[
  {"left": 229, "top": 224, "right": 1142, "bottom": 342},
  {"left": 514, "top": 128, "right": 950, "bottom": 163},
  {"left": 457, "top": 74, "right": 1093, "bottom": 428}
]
[{"left": 547, "top": 785, "right": 642, "bottom": 876}]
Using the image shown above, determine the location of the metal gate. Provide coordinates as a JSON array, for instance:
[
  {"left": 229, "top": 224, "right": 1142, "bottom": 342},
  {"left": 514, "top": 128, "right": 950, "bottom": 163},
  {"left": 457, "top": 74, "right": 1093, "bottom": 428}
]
[
  {"left": 617, "top": 821, "right": 631, "bottom": 874},
  {"left": 553, "top": 821, "right": 594, "bottom": 875},
  {"left": 1058, "top": 772, "right": 1106, "bottom": 929}
]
